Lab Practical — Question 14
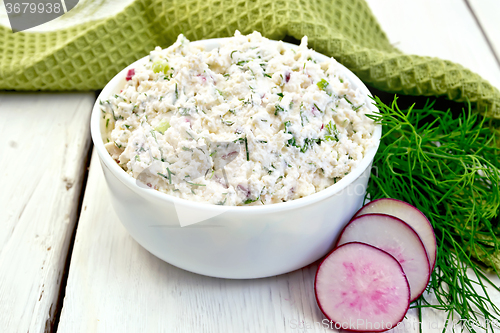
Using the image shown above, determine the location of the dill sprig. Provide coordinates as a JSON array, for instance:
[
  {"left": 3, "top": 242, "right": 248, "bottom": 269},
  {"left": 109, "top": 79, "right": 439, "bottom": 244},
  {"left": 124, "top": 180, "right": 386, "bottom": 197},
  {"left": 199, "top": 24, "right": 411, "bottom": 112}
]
[{"left": 367, "top": 96, "right": 500, "bottom": 332}]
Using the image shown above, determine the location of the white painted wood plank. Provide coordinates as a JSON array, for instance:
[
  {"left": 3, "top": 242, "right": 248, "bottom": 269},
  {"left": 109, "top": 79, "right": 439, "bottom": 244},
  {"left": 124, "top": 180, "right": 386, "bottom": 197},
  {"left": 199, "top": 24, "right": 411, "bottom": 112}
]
[
  {"left": 57, "top": 152, "right": 420, "bottom": 333},
  {"left": 0, "top": 92, "right": 94, "bottom": 333},
  {"left": 366, "top": 0, "right": 500, "bottom": 90},
  {"left": 468, "top": 0, "right": 500, "bottom": 61}
]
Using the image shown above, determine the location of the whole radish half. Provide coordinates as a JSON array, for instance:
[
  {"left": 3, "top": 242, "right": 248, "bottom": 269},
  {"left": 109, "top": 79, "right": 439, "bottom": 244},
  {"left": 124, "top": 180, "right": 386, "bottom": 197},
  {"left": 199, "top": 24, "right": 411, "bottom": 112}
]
[
  {"left": 337, "top": 214, "right": 430, "bottom": 301},
  {"left": 354, "top": 198, "right": 437, "bottom": 271},
  {"left": 315, "top": 242, "right": 410, "bottom": 332}
]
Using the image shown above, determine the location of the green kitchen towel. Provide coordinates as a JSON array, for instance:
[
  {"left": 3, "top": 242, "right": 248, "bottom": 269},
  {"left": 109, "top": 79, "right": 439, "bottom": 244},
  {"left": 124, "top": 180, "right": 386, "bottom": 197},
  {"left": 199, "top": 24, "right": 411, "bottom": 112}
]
[{"left": 1, "top": 0, "right": 499, "bottom": 118}]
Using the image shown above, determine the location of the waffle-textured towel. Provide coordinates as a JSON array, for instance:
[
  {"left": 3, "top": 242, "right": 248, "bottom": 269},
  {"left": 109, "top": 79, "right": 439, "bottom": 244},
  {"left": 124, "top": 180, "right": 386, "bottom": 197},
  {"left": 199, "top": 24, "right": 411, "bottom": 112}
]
[{"left": 1, "top": 0, "right": 499, "bottom": 117}]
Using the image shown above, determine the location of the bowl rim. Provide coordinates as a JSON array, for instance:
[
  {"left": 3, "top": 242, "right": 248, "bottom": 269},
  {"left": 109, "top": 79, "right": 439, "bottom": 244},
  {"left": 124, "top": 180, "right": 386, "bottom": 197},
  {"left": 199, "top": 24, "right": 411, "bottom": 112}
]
[{"left": 90, "top": 37, "right": 382, "bottom": 214}]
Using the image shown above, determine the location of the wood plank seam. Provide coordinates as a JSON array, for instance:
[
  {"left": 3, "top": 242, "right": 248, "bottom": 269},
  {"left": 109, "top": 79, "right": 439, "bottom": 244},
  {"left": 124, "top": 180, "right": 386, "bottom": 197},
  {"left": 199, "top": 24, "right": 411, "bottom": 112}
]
[{"left": 50, "top": 145, "right": 94, "bottom": 333}]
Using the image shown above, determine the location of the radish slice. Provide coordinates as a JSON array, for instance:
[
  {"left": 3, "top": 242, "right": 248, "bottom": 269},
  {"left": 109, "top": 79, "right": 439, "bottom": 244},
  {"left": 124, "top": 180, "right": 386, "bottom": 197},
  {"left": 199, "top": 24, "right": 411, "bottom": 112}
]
[
  {"left": 315, "top": 242, "right": 410, "bottom": 332},
  {"left": 337, "top": 214, "right": 430, "bottom": 301},
  {"left": 354, "top": 198, "right": 437, "bottom": 271}
]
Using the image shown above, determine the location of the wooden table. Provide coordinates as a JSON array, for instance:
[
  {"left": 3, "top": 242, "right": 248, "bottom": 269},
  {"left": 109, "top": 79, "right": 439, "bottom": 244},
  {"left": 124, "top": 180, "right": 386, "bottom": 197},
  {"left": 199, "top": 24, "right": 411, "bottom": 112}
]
[{"left": 1, "top": 1, "right": 500, "bottom": 332}]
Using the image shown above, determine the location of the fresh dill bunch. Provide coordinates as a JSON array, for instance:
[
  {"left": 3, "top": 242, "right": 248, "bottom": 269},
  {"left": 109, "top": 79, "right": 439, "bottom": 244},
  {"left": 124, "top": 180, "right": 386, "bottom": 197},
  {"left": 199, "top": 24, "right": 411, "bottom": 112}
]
[{"left": 367, "top": 96, "right": 500, "bottom": 332}]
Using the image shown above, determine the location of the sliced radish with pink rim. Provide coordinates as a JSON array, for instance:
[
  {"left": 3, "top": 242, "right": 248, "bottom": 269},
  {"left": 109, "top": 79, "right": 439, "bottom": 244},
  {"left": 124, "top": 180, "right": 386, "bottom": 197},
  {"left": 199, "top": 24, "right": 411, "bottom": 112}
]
[
  {"left": 315, "top": 242, "right": 410, "bottom": 332},
  {"left": 337, "top": 214, "right": 430, "bottom": 301},
  {"left": 354, "top": 198, "right": 437, "bottom": 271}
]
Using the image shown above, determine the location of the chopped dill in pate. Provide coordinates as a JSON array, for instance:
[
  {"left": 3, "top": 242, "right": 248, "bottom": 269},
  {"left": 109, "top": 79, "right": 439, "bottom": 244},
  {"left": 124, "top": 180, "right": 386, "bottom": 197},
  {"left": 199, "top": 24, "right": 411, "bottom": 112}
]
[{"left": 102, "top": 31, "right": 376, "bottom": 206}]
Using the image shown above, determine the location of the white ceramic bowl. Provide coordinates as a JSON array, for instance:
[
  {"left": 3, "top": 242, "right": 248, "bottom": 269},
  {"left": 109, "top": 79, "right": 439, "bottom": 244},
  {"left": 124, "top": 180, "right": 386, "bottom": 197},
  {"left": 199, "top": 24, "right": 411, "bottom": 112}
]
[{"left": 91, "top": 38, "right": 382, "bottom": 279}]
